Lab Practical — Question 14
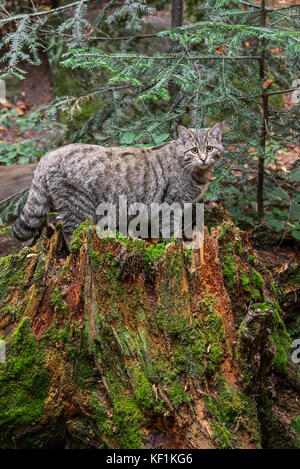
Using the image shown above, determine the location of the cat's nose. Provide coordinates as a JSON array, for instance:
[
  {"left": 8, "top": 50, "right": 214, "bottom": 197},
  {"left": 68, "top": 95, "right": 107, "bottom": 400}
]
[{"left": 199, "top": 153, "right": 207, "bottom": 162}]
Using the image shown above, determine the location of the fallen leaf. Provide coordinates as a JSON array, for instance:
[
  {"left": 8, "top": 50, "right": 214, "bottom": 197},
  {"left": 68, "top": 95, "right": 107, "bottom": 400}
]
[
  {"left": 274, "top": 262, "right": 290, "bottom": 274},
  {"left": 16, "top": 100, "right": 26, "bottom": 110},
  {"left": 248, "top": 147, "right": 258, "bottom": 154},
  {"left": 269, "top": 47, "right": 283, "bottom": 55},
  {"left": 215, "top": 45, "right": 223, "bottom": 54},
  {"left": 263, "top": 78, "right": 274, "bottom": 90}
]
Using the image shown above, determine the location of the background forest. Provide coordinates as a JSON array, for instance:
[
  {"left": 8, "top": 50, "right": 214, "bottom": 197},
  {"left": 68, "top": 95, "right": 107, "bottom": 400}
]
[{"left": 0, "top": 0, "right": 299, "bottom": 451}]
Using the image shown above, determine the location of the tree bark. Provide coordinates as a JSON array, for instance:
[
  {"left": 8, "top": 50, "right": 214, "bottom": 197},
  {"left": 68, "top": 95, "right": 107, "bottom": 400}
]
[
  {"left": 257, "top": 0, "right": 269, "bottom": 223},
  {"left": 169, "top": 0, "right": 184, "bottom": 107},
  {"left": 171, "top": 0, "right": 183, "bottom": 28},
  {"left": 0, "top": 220, "right": 298, "bottom": 449}
]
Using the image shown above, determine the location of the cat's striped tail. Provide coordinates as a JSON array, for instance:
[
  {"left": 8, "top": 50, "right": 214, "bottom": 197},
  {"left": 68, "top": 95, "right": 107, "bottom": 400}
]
[{"left": 11, "top": 164, "right": 50, "bottom": 242}]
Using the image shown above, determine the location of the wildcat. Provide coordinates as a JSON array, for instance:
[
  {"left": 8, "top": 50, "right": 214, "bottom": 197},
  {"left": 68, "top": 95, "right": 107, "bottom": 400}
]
[{"left": 11, "top": 122, "right": 224, "bottom": 248}]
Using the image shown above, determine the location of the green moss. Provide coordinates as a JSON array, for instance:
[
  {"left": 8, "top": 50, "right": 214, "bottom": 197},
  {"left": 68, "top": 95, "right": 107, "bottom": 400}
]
[
  {"left": 270, "top": 281, "right": 277, "bottom": 295},
  {"left": 218, "top": 222, "right": 249, "bottom": 295},
  {"left": 155, "top": 244, "right": 191, "bottom": 337},
  {"left": 238, "top": 299, "right": 292, "bottom": 387},
  {"left": 240, "top": 269, "right": 250, "bottom": 289},
  {"left": 292, "top": 417, "right": 300, "bottom": 435},
  {"left": 251, "top": 269, "right": 264, "bottom": 290},
  {"left": 205, "top": 378, "right": 261, "bottom": 449},
  {"left": 0, "top": 225, "right": 11, "bottom": 238},
  {"left": 219, "top": 227, "right": 263, "bottom": 302},
  {"left": 167, "top": 380, "right": 190, "bottom": 407},
  {"left": 107, "top": 375, "right": 143, "bottom": 449},
  {"left": 133, "top": 367, "right": 155, "bottom": 409},
  {"left": 144, "top": 240, "right": 168, "bottom": 263},
  {"left": 184, "top": 247, "right": 193, "bottom": 264},
  {"left": 236, "top": 238, "right": 243, "bottom": 256},
  {"left": 222, "top": 255, "right": 236, "bottom": 294},
  {"left": 0, "top": 253, "right": 30, "bottom": 308},
  {"left": 219, "top": 238, "right": 237, "bottom": 293},
  {"left": 271, "top": 305, "right": 291, "bottom": 373},
  {"left": 218, "top": 222, "right": 242, "bottom": 253},
  {"left": 259, "top": 392, "right": 298, "bottom": 448},
  {"left": 51, "top": 287, "right": 68, "bottom": 313},
  {"left": 33, "top": 255, "right": 45, "bottom": 286},
  {"left": 247, "top": 255, "right": 255, "bottom": 265},
  {"left": 1, "top": 305, "right": 16, "bottom": 321},
  {"left": 43, "top": 320, "right": 97, "bottom": 393},
  {"left": 217, "top": 222, "right": 231, "bottom": 241},
  {"left": 90, "top": 250, "right": 104, "bottom": 270},
  {"left": 90, "top": 395, "right": 112, "bottom": 445},
  {"left": 241, "top": 299, "right": 291, "bottom": 373},
  {"left": 70, "top": 221, "right": 90, "bottom": 251},
  {"left": 239, "top": 267, "right": 264, "bottom": 303},
  {"left": 156, "top": 293, "right": 224, "bottom": 382},
  {"left": 0, "top": 255, "right": 11, "bottom": 270},
  {"left": 211, "top": 422, "right": 232, "bottom": 448},
  {"left": 0, "top": 317, "right": 49, "bottom": 446}
]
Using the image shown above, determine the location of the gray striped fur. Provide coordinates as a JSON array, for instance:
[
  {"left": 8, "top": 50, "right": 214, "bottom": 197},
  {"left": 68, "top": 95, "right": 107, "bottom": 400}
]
[{"left": 11, "top": 123, "right": 224, "bottom": 246}]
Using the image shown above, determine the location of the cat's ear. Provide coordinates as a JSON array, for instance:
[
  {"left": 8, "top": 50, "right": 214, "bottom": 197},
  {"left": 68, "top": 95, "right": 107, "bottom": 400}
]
[
  {"left": 178, "top": 125, "right": 194, "bottom": 143},
  {"left": 208, "top": 122, "right": 224, "bottom": 142}
]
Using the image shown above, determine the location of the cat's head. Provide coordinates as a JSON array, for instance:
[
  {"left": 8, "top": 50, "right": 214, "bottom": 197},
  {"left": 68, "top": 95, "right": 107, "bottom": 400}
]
[{"left": 177, "top": 122, "right": 224, "bottom": 171}]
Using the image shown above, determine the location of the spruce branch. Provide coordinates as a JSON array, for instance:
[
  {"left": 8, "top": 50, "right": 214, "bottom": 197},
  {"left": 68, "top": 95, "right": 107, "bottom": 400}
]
[
  {"left": 268, "top": 3, "right": 300, "bottom": 11},
  {"left": 62, "top": 49, "right": 261, "bottom": 67},
  {"left": 0, "top": 16, "right": 42, "bottom": 79},
  {"left": 238, "top": 1, "right": 300, "bottom": 11},
  {"left": 57, "top": 0, "right": 92, "bottom": 49},
  {"left": 0, "top": 0, "right": 94, "bottom": 25}
]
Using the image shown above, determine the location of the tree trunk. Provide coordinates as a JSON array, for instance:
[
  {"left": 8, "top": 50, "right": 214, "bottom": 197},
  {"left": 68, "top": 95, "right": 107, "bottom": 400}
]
[
  {"left": 0, "top": 220, "right": 299, "bottom": 449},
  {"left": 169, "top": 0, "right": 183, "bottom": 108},
  {"left": 171, "top": 0, "right": 184, "bottom": 28},
  {"left": 257, "top": 0, "right": 269, "bottom": 223}
]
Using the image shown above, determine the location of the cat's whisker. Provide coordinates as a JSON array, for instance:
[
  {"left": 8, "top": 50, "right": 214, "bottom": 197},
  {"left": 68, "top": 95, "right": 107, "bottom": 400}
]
[{"left": 184, "top": 161, "right": 197, "bottom": 170}]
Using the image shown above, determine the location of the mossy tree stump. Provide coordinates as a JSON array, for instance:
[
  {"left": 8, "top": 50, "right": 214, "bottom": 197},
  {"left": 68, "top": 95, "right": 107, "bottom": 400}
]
[{"left": 0, "top": 221, "right": 299, "bottom": 449}]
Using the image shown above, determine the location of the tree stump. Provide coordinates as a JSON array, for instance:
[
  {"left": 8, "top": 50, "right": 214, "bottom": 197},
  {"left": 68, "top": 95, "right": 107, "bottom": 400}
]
[{"left": 0, "top": 220, "right": 299, "bottom": 449}]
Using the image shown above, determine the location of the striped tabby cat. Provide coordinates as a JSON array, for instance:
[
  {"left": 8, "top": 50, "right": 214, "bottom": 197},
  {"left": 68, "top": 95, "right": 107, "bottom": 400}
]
[{"left": 12, "top": 123, "right": 224, "bottom": 247}]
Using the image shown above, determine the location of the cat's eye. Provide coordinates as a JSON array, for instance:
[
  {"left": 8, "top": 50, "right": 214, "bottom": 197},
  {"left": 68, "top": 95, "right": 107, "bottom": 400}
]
[
  {"left": 207, "top": 146, "right": 213, "bottom": 152},
  {"left": 191, "top": 147, "right": 198, "bottom": 154}
]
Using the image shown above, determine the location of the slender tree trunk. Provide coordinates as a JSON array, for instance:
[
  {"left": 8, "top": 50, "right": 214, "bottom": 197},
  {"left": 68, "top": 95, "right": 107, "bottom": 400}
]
[
  {"left": 257, "top": 0, "right": 268, "bottom": 223},
  {"left": 169, "top": 0, "right": 184, "bottom": 105},
  {"left": 171, "top": 0, "right": 183, "bottom": 28}
]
